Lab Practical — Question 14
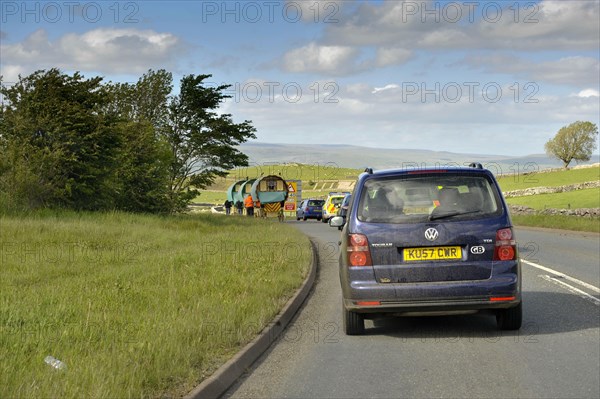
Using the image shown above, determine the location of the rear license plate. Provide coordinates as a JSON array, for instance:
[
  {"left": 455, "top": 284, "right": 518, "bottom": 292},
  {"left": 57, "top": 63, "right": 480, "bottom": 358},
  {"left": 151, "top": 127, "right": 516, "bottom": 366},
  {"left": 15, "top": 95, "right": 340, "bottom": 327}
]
[{"left": 404, "top": 246, "right": 462, "bottom": 261}]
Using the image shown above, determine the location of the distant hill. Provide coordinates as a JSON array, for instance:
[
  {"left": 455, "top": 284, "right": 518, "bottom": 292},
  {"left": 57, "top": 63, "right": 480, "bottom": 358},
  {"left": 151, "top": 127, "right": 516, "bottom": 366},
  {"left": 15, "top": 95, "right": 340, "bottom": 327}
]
[{"left": 239, "top": 142, "right": 600, "bottom": 175}]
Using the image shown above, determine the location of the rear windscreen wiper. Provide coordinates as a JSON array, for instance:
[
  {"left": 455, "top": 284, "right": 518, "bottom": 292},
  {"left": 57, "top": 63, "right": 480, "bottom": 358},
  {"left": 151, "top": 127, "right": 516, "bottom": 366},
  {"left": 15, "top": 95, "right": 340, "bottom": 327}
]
[{"left": 429, "top": 209, "right": 481, "bottom": 221}]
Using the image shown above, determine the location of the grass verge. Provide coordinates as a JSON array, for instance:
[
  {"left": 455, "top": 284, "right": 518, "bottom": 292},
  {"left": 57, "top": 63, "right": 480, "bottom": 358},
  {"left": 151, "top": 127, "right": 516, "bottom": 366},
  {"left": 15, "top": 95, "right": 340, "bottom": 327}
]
[
  {"left": 0, "top": 211, "right": 311, "bottom": 398},
  {"left": 512, "top": 214, "right": 600, "bottom": 233}
]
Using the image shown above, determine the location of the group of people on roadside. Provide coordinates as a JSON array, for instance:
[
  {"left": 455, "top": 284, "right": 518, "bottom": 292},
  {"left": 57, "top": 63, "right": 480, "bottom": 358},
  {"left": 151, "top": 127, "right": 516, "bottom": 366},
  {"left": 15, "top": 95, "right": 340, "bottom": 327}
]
[{"left": 223, "top": 194, "right": 263, "bottom": 217}]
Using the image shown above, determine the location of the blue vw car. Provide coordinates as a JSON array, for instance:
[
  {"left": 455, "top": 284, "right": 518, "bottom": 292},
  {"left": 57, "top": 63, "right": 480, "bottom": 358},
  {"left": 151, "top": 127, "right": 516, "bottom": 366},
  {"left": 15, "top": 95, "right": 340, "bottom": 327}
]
[
  {"left": 330, "top": 164, "right": 522, "bottom": 335},
  {"left": 296, "top": 199, "right": 325, "bottom": 221}
]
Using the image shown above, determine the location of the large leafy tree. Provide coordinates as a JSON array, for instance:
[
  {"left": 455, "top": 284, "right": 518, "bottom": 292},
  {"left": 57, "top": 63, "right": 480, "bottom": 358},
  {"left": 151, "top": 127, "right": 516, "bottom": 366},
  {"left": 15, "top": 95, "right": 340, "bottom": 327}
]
[
  {"left": 1, "top": 69, "right": 256, "bottom": 213},
  {"left": 105, "top": 70, "right": 173, "bottom": 213},
  {"left": 545, "top": 121, "right": 598, "bottom": 169},
  {"left": 0, "top": 69, "right": 120, "bottom": 210},
  {"left": 163, "top": 74, "right": 256, "bottom": 211}
]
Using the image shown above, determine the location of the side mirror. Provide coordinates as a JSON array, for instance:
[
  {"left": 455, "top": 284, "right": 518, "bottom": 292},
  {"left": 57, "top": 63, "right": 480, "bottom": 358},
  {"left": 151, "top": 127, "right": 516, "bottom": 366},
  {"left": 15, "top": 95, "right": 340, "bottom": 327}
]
[{"left": 329, "top": 216, "right": 345, "bottom": 228}]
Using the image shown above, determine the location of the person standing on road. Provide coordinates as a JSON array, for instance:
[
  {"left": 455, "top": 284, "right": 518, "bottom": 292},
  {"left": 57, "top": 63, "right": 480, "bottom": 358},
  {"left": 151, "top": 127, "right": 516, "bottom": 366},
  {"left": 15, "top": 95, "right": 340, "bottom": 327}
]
[
  {"left": 244, "top": 194, "right": 254, "bottom": 217},
  {"left": 224, "top": 199, "right": 232, "bottom": 215},
  {"left": 254, "top": 199, "right": 263, "bottom": 218},
  {"left": 235, "top": 200, "right": 243, "bottom": 215}
]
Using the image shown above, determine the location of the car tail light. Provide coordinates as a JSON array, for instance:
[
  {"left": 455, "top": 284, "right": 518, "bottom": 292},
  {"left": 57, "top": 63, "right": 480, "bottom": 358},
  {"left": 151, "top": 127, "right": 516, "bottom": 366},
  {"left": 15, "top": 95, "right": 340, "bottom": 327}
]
[
  {"left": 347, "top": 234, "right": 372, "bottom": 266},
  {"left": 494, "top": 228, "right": 516, "bottom": 261}
]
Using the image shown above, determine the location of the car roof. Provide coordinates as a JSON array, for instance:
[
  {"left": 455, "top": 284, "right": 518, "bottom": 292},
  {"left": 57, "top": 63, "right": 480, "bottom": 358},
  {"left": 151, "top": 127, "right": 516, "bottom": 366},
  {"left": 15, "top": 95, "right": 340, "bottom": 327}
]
[
  {"left": 327, "top": 192, "right": 350, "bottom": 197},
  {"left": 359, "top": 166, "right": 493, "bottom": 179}
]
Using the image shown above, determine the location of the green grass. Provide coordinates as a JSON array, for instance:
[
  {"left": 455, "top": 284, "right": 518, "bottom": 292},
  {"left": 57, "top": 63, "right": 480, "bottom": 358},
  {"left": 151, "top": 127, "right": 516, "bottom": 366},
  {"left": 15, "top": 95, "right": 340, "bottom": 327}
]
[
  {"left": 512, "top": 214, "right": 600, "bottom": 233},
  {"left": 193, "top": 190, "right": 227, "bottom": 204},
  {"left": 0, "top": 211, "right": 311, "bottom": 398},
  {"left": 497, "top": 165, "right": 599, "bottom": 192},
  {"left": 506, "top": 188, "right": 600, "bottom": 210}
]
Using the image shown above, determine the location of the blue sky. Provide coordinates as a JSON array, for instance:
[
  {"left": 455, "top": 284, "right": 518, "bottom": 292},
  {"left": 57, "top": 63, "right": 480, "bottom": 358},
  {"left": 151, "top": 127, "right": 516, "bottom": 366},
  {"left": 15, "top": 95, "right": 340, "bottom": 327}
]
[{"left": 1, "top": 0, "right": 599, "bottom": 156}]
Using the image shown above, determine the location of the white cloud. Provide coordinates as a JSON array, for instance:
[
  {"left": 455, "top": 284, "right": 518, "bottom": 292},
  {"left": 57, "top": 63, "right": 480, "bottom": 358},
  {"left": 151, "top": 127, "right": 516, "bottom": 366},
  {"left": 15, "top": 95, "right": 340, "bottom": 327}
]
[
  {"left": 282, "top": 42, "right": 359, "bottom": 74},
  {"left": 282, "top": 42, "right": 413, "bottom": 74},
  {"left": 324, "top": 0, "right": 599, "bottom": 51},
  {"left": 462, "top": 55, "right": 600, "bottom": 87},
  {"left": 0, "top": 65, "right": 23, "bottom": 84},
  {"left": 476, "top": 0, "right": 600, "bottom": 50},
  {"left": 278, "top": 1, "right": 598, "bottom": 77},
  {"left": 575, "top": 89, "right": 600, "bottom": 98},
  {"left": 375, "top": 48, "right": 412, "bottom": 67},
  {"left": 372, "top": 84, "right": 400, "bottom": 94},
  {"left": 0, "top": 28, "right": 184, "bottom": 78}
]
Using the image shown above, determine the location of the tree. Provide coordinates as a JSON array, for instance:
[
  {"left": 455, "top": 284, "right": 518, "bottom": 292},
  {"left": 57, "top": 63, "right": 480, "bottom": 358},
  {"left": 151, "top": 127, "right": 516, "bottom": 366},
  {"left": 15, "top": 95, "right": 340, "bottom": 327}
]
[
  {"left": 545, "top": 121, "right": 598, "bottom": 169},
  {"left": 105, "top": 70, "right": 174, "bottom": 213},
  {"left": 1, "top": 69, "right": 257, "bottom": 213},
  {"left": 163, "top": 74, "right": 257, "bottom": 212},
  {"left": 0, "top": 69, "right": 120, "bottom": 210},
  {"left": 104, "top": 69, "right": 172, "bottom": 128}
]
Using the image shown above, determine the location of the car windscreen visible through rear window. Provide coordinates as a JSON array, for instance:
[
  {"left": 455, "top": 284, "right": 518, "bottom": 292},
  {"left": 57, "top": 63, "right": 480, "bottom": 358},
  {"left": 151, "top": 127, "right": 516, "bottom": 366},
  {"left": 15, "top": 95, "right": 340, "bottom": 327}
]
[{"left": 357, "top": 174, "right": 503, "bottom": 223}]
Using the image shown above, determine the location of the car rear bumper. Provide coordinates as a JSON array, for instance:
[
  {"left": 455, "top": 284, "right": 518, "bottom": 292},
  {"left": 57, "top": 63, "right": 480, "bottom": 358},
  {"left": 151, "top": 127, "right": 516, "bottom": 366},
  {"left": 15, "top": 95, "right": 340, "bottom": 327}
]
[
  {"left": 304, "top": 212, "right": 322, "bottom": 219},
  {"left": 342, "top": 274, "right": 520, "bottom": 314},
  {"left": 345, "top": 297, "right": 521, "bottom": 315}
]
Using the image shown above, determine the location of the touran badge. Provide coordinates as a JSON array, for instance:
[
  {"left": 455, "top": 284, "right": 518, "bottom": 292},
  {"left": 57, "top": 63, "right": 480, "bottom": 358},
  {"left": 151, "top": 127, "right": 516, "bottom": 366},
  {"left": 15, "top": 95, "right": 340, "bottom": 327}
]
[{"left": 424, "top": 228, "right": 439, "bottom": 241}]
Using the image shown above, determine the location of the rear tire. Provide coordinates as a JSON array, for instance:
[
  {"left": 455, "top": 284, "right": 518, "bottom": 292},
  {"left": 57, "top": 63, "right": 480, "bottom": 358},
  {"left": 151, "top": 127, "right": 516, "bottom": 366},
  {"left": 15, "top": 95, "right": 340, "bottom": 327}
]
[
  {"left": 496, "top": 302, "right": 522, "bottom": 330},
  {"left": 343, "top": 305, "right": 365, "bottom": 335}
]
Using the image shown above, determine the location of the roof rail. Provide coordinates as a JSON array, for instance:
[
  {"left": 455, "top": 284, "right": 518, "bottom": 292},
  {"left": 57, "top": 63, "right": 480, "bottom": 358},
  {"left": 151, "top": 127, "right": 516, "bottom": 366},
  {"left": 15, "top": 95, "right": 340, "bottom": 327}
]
[
  {"left": 364, "top": 167, "right": 373, "bottom": 174},
  {"left": 469, "top": 162, "right": 483, "bottom": 169}
]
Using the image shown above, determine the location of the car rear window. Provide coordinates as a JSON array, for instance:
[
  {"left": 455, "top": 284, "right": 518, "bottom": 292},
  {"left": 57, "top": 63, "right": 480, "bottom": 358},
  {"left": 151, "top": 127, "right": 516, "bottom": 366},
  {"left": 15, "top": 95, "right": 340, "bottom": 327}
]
[
  {"left": 308, "top": 200, "right": 324, "bottom": 206},
  {"left": 330, "top": 196, "right": 344, "bottom": 206},
  {"left": 357, "top": 173, "right": 503, "bottom": 223}
]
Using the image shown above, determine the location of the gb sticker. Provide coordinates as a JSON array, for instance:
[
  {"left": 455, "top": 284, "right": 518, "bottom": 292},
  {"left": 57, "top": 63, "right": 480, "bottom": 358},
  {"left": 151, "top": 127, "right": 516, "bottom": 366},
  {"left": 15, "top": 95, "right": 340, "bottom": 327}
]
[{"left": 470, "top": 246, "right": 485, "bottom": 255}]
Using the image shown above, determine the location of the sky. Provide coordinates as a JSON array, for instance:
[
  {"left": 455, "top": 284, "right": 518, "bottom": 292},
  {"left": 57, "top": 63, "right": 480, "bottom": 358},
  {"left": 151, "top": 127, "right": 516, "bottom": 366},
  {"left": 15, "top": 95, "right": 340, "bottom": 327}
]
[{"left": 1, "top": 0, "right": 599, "bottom": 156}]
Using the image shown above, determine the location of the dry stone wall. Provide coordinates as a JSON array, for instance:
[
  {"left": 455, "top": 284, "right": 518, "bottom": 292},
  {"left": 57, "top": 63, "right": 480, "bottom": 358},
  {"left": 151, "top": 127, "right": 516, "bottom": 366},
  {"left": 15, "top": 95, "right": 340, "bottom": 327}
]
[
  {"left": 509, "top": 205, "right": 600, "bottom": 218},
  {"left": 503, "top": 181, "right": 600, "bottom": 198}
]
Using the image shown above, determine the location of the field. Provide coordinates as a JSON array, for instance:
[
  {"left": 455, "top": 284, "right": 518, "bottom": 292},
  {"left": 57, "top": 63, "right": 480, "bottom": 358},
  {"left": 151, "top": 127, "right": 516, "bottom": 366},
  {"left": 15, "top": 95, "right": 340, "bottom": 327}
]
[
  {"left": 511, "top": 214, "right": 600, "bottom": 233},
  {"left": 505, "top": 188, "right": 600, "bottom": 210},
  {"left": 501, "top": 166, "right": 599, "bottom": 232},
  {"left": 0, "top": 211, "right": 311, "bottom": 398},
  {"left": 496, "top": 165, "right": 599, "bottom": 192}
]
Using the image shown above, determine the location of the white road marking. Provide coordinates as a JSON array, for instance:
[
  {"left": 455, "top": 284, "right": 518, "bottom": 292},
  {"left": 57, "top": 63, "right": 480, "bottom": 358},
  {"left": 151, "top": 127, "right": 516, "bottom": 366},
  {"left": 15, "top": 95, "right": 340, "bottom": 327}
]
[
  {"left": 539, "top": 275, "right": 600, "bottom": 306},
  {"left": 523, "top": 260, "right": 600, "bottom": 293}
]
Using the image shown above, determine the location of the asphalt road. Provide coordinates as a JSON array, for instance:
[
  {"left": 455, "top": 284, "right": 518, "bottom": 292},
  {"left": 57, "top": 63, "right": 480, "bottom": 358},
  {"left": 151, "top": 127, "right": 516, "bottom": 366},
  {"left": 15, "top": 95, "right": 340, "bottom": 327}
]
[{"left": 224, "top": 222, "right": 600, "bottom": 399}]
